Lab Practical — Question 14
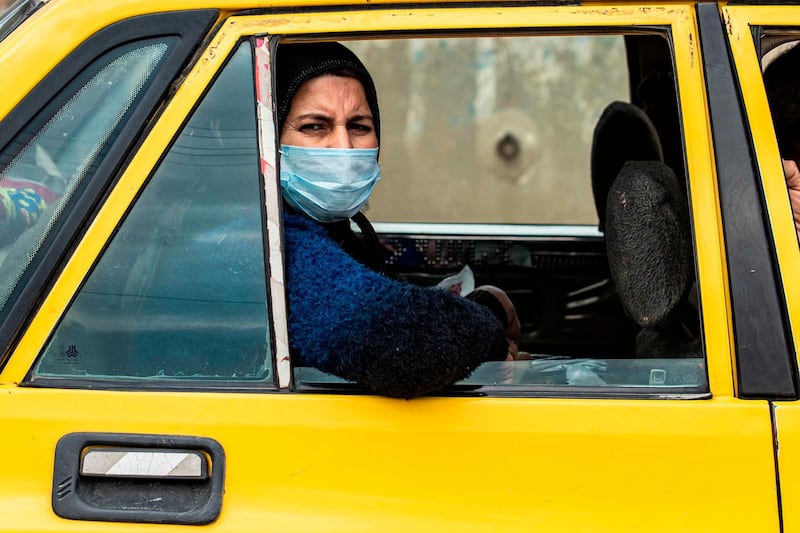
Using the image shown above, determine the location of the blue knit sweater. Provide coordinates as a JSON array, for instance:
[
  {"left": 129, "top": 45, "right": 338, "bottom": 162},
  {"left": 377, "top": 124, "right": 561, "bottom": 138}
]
[{"left": 283, "top": 210, "right": 508, "bottom": 398}]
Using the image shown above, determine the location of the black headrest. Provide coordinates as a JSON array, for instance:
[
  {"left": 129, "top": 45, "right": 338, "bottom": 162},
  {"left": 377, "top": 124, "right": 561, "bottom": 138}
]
[
  {"left": 591, "top": 102, "right": 663, "bottom": 231},
  {"left": 605, "top": 161, "right": 692, "bottom": 330}
]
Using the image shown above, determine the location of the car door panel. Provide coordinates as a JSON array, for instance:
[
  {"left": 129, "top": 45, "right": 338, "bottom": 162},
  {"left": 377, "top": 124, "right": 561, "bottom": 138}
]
[{"left": 0, "top": 388, "right": 781, "bottom": 531}]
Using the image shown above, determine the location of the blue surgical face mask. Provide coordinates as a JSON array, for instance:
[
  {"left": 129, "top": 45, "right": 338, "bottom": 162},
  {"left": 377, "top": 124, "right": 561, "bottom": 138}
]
[{"left": 279, "top": 145, "right": 381, "bottom": 223}]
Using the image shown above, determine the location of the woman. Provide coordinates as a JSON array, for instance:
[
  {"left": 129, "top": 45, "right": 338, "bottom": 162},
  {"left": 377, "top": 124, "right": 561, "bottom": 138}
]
[{"left": 277, "top": 42, "right": 511, "bottom": 398}]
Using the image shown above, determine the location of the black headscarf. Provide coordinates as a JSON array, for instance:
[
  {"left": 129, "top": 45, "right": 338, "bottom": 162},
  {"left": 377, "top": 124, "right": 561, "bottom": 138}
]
[{"left": 275, "top": 42, "right": 380, "bottom": 142}]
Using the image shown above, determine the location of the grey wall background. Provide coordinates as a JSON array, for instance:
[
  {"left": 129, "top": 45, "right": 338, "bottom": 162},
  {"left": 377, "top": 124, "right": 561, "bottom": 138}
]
[{"left": 349, "top": 36, "right": 629, "bottom": 224}]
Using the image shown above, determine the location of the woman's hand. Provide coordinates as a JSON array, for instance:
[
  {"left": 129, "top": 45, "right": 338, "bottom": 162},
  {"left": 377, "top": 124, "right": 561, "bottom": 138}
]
[{"left": 471, "top": 285, "right": 521, "bottom": 354}]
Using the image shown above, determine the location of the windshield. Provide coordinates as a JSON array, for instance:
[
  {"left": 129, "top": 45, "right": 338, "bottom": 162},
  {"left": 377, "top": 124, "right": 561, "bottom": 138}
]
[{"left": 0, "top": 0, "right": 48, "bottom": 43}]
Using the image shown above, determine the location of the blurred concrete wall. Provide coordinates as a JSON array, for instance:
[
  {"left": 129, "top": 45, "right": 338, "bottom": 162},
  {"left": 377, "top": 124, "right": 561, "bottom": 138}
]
[{"left": 349, "top": 36, "right": 628, "bottom": 224}]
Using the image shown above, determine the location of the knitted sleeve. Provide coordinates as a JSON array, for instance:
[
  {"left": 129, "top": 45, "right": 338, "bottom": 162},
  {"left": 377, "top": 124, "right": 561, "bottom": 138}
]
[{"left": 283, "top": 211, "right": 508, "bottom": 398}]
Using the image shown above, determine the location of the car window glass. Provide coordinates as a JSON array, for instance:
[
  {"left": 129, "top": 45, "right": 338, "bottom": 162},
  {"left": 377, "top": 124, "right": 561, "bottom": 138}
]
[
  {"left": 288, "top": 33, "right": 706, "bottom": 395},
  {"left": 32, "top": 42, "right": 272, "bottom": 384},
  {"left": 0, "top": 39, "right": 173, "bottom": 316}
]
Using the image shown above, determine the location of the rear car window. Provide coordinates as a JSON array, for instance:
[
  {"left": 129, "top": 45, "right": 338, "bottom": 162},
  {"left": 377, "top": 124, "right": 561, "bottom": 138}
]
[
  {"left": 761, "top": 31, "right": 800, "bottom": 251},
  {"left": 0, "top": 38, "right": 173, "bottom": 313}
]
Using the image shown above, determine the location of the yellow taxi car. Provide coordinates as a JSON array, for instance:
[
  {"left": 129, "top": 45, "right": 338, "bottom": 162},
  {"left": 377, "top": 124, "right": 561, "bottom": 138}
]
[{"left": 1, "top": 0, "right": 799, "bottom": 530}]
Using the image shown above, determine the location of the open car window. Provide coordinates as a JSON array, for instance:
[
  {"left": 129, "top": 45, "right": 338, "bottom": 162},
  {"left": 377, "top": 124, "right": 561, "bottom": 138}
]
[
  {"left": 759, "top": 30, "right": 800, "bottom": 248},
  {"left": 288, "top": 32, "right": 706, "bottom": 396}
]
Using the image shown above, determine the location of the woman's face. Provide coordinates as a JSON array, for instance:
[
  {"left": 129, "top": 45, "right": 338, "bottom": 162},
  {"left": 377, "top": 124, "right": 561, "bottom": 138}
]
[{"left": 280, "top": 74, "right": 378, "bottom": 149}]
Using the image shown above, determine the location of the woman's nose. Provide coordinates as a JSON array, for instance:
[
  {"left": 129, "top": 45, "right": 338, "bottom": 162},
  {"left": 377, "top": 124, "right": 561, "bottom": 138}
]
[{"left": 330, "top": 126, "right": 353, "bottom": 149}]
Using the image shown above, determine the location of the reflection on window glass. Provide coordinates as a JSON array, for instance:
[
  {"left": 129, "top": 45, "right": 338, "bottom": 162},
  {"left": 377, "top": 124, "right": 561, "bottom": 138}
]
[
  {"left": 349, "top": 36, "right": 628, "bottom": 224},
  {"left": 34, "top": 42, "right": 271, "bottom": 383},
  {"left": 0, "top": 39, "right": 173, "bottom": 314}
]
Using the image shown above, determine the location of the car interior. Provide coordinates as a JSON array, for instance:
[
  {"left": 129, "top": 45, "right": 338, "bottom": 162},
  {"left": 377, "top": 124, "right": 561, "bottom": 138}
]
[{"left": 296, "top": 32, "right": 706, "bottom": 393}]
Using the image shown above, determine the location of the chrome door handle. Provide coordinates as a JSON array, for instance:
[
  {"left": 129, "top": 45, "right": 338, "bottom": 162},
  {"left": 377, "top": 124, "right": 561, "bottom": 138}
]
[{"left": 52, "top": 432, "right": 225, "bottom": 525}]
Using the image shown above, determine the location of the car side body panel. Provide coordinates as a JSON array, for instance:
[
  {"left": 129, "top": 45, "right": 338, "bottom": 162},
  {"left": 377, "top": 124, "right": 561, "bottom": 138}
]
[{"left": 0, "top": 1, "right": 791, "bottom": 531}]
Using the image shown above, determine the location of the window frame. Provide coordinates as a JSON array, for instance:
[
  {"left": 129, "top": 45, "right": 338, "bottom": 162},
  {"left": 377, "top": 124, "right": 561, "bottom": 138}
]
[
  {"left": 723, "top": 5, "right": 800, "bottom": 398},
  {"left": 252, "top": 4, "right": 728, "bottom": 398},
  {"left": 711, "top": 4, "right": 800, "bottom": 398}
]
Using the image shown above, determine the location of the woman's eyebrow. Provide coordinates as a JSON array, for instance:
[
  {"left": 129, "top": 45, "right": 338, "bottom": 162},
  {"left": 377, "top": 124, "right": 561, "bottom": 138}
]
[
  {"left": 289, "top": 113, "right": 372, "bottom": 123},
  {"left": 292, "top": 113, "right": 333, "bottom": 122}
]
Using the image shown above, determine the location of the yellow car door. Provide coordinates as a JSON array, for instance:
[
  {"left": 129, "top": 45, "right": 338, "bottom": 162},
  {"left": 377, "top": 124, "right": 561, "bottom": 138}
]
[
  {"left": 725, "top": 4, "right": 800, "bottom": 531},
  {"left": 0, "top": 1, "right": 784, "bottom": 531}
]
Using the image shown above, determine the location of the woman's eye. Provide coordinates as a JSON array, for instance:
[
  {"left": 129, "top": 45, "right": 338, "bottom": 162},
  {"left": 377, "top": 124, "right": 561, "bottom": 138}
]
[
  {"left": 299, "top": 123, "right": 325, "bottom": 132},
  {"left": 350, "top": 123, "right": 372, "bottom": 133}
]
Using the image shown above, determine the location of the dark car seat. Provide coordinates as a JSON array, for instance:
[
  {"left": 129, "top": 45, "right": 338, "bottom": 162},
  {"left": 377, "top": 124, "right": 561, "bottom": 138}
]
[
  {"left": 591, "top": 101, "right": 663, "bottom": 232},
  {"left": 565, "top": 101, "right": 666, "bottom": 358},
  {"left": 604, "top": 160, "right": 701, "bottom": 357}
]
